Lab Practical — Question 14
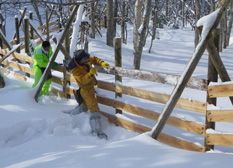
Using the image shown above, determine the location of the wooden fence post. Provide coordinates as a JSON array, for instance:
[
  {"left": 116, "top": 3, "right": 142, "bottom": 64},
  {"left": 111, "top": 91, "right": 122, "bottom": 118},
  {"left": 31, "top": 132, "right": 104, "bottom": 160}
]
[
  {"left": 206, "top": 37, "right": 233, "bottom": 104},
  {"left": 45, "top": 8, "right": 50, "bottom": 41},
  {"left": 24, "top": 18, "right": 30, "bottom": 56},
  {"left": 0, "top": 29, "right": 21, "bottom": 63},
  {"left": 15, "top": 16, "right": 20, "bottom": 53},
  {"left": 63, "top": 59, "right": 70, "bottom": 98},
  {"left": 29, "top": 11, "right": 34, "bottom": 39},
  {"left": 12, "top": 7, "right": 27, "bottom": 40},
  {"left": 205, "top": 29, "right": 220, "bottom": 151},
  {"left": 0, "top": 23, "right": 3, "bottom": 51},
  {"left": 34, "top": 5, "right": 79, "bottom": 102},
  {"left": 151, "top": 0, "right": 232, "bottom": 140},
  {"left": 64, "top": 31, "right": 70, "bottom": 54},
  {"left": 24, "top": 18, "right": 31, "bottom": 77},
  {"left": 115, "top": 38, "right": 122, "bottom": 114},
  {"left": 48, "top": 5, "right": 55, "bottom": 22}
]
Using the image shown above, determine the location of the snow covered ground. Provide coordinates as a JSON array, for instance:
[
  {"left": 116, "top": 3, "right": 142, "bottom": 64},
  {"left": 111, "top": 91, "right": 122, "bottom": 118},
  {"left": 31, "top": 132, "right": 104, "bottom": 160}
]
[{"left": 1, "top": 21, "right": 233, "bottom": 167}]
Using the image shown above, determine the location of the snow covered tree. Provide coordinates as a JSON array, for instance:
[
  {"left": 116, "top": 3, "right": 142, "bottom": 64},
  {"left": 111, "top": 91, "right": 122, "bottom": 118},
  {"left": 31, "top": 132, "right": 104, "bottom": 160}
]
[{"left": 133, "top": 0, "right": 152, "bottom": 69}]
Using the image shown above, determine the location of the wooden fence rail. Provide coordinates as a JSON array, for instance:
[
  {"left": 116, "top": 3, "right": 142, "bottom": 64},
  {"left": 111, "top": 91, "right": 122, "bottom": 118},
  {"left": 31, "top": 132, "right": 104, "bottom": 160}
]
[
  {"left": 2, "top": 20, "right": 60, "bottom": 50},
  {"left": 206, "top": 82, "right": 233, "bottom": 147},
  {"left": 206, "top": 134, "right": 233, "bottom": 147},
  {"left": 97, "top": 66, "right": 208, "bottom": 91},
  {"left": 208, "top": 83, "right": 233, "bottom": 98},
  {"left": 0, "top": 48, "right": 207, "bottom": 152},
  {"left": 207, "top": 109, "right": 233, "bottom": 122}
]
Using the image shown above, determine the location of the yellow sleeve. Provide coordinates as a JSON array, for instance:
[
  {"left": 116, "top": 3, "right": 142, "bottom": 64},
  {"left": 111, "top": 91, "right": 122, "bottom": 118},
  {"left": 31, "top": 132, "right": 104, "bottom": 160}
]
[
  {"left": 89, "top": 56, "right": 103, "bottom": 65},
  {"left": 71, "top": 68, "right": 96, "bottom": 87}
]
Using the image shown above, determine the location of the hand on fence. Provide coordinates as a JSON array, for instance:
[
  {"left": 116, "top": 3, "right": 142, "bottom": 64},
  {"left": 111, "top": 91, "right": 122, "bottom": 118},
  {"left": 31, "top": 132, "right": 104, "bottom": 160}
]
[
  {"left": 90, "top": 67, "right": 97, "bottom": 75},
  {"left": 101, "top": 62, "right": 109, "bottom": 68}
]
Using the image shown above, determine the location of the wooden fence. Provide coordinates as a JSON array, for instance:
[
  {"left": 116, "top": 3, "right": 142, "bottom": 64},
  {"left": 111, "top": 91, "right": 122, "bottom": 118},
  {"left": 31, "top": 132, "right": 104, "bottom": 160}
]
[
  {"left": 0, "top": 48, "right": 208, "bottom": 152},
  {"left": 2, "top": 3, "right": 233, "bottom": 153},
  {"left": 3, "top": 20, "right": 60, "bottom": 51},
  {"left": 206, "top": 83, "right": 233, "bottom": 147}
]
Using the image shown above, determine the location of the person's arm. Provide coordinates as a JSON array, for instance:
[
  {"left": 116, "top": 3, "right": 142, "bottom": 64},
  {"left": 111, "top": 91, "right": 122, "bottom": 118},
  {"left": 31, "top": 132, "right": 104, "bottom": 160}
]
[
  {"left": 89, "top": 56, "right": 103, "bottom": 65},
  {"left": 90, "top": 56, "right": 109, "bottom": 68},
  {"left": 71, "top": 68, "right": 96, "bottom": 87}
]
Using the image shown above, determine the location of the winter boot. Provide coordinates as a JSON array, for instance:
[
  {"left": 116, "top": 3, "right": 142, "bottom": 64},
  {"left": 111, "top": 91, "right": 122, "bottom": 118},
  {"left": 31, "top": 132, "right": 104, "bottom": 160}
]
[
  {"left": 63, "top": 103, "right": 88, "bottom": 115},
  {"left": 90, "top": 112, "right": 108, "bottom": 140}
]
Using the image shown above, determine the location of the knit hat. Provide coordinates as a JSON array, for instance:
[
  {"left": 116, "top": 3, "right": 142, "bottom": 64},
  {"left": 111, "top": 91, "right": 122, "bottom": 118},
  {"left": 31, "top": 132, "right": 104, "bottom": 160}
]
[{"left": 74, "top": 50, "right": 90, "bottom": 62}]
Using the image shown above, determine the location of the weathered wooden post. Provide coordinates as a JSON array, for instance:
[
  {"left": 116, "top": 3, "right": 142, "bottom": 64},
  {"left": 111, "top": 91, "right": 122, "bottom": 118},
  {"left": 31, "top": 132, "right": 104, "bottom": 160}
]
[
  {"left": 206, "top": 36, "right": 233, "bottom": 104},
  {"left": 24, "top": 18, "right": 31, "bottom": 77},
  {"left": 114, "top": 38, "right": 122, "bottom": 114},
  {"left": 29, "top": 11, "right": 34, "bottom": 39},
  {"left": 48, "top": 5, "right": 55, "bottom": 22},
  {"left": 63, "top": 60, "right": 70, "bottom": 98},
  {"left": 12, "top": 7, "right": 27, "bottom": 40},
  {"left": 15, "top": 16, "right": 20, "bottom": 53},
  {"left": 45, "top": 8, "right": 50, "bottom": 41},
  {"left": 34, "top": 5, "right": 79, "bottom": 102},
  {"left": 0, "top": 23, "right": 3, "bottom": 50},
  {"left": 151, "top": 0, "right": 232, "bottom": 140},
  {"left": 205, "top": 29, "right": 220, "bottom": 151},
  {"left": 24, "top": 18, "right": 31, "bottom": 56},
  {"left": 64, "top": 31, "right": 70, "bottom": 54},
  {"left": 0, "top": 71, "right": 5, "bottom": 88}
]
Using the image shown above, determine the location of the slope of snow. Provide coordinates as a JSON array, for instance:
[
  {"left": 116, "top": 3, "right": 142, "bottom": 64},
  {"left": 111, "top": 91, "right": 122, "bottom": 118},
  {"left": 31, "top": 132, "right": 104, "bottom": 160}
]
[{"left": 2, "top": 20, "right": 233, "bottom": 167}]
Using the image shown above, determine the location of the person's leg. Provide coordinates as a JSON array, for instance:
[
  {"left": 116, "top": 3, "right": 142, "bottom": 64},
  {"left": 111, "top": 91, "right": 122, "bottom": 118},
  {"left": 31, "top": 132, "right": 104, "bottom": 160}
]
[
  {"left": 63, "top": 102, "right": 88, "bottom": 115},
  {"left": 33, "top": 66, "right": 52, "bottom": 96},
  {"left": 32, "top": 65, "right": 42, "bottom": 88},
  {"left": 41, "top": 79, "right": 52, "bottom": 95},
  {"left": 80, "top": 87, "right": 100, "bottom": 113},
  {"left": 81, "top": 87, "right": 107, "bottom": 139}
]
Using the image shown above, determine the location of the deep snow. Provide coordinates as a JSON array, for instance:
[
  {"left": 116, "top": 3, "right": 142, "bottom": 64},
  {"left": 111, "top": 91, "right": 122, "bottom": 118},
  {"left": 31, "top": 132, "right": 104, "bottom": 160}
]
[{"left": 1, "top": 17, "right": 233, "bottom": 167}]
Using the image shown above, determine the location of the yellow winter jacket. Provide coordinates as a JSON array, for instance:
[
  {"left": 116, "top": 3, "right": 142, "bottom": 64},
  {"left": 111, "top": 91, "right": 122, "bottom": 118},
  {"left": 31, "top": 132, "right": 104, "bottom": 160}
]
[{"left": 70, "top": 56, "right": 103, "bottom": 89}]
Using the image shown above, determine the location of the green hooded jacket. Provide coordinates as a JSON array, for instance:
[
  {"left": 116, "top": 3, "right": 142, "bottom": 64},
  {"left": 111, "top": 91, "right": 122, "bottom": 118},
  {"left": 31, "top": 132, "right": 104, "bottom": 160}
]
[{"left": 33, "top": 43, "right": 53, "bottom": 68}]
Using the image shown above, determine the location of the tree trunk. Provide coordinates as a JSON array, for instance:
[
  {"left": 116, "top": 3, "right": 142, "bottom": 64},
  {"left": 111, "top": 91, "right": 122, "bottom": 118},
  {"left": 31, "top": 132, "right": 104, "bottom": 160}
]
[
  {"left": 211, "top": 0, "right": 216, "bottom": 12},
  {"left": 30, "top": 0, "right": 43, "bottom": 26},
  {"left": 226, "top": 1, "right": 233, "bottom": 46},
  {"left": 182, "top": 0, "right": 185, "bottom": 28},
  {"left": 114, "top": 0, "right": 118, "bottom": 35},
  {"left": 194, "top": 0, "right": 201, "bottom": 47},
  {"left": 90, "top": 1, "right": 97, "bottom": 38},
  {"left": 134, "top": 0, "right": 142, "bottom": 29},
  {"left": 133, "top": 0, "right": 151, "bottom": 70},
  {"left": 106, "top": 0, "right": 115, "bottom": 46},
  {"left": 149, "top": 0, "right": 158, "bottom": 53},
  {"left": 121, "top": 0, "right": 126, "bottom": 44},
  {"left": 165, "top": 0, "right": 168, "bottom": 17}
]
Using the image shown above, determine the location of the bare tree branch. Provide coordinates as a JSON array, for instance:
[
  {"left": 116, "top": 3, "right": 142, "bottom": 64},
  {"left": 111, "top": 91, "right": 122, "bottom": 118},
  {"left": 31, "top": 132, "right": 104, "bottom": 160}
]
[{"left": 0, "top": 0, "right": 96, "bottom": 6}]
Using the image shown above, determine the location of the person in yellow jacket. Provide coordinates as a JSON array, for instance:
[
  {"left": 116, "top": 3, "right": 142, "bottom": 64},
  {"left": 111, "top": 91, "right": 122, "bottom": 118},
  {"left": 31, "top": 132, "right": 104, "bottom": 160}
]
[
  {"left": 66, "top": 50, "right": 109, "bottom": 139},
  {"left": 32, "top": 41, "right": 57, "bottom": 95}
]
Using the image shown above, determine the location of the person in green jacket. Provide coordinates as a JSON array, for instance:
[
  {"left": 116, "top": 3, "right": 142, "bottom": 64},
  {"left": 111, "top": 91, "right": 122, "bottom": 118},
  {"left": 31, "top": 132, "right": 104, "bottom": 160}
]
[{"left": 32, "top": 41, "right": 57, "bottom": 95}]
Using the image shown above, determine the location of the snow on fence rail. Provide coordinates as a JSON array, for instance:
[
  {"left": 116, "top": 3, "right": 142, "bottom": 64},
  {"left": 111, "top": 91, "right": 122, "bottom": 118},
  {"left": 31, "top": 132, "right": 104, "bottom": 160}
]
[
  {"left": 0, "top": 49, "right": 208, "bottom": 152},
  {"left": 96, "top": 66, "right": 208, "bottom": 91},
  {"left": 206, "top": 82, "right": 233, "bottom": 147}
]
